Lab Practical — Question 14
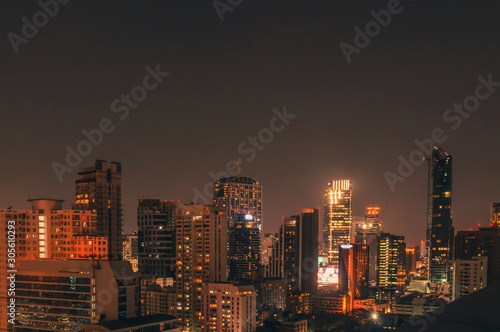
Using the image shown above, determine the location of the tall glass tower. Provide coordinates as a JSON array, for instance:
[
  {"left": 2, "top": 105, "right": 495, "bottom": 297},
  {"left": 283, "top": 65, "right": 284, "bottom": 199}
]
[
  {"left": 428, "top": 146, "right": 454, "bottom": 283},
  {"left": 323, "top": 179, "right": 352, "bottom": 270}
]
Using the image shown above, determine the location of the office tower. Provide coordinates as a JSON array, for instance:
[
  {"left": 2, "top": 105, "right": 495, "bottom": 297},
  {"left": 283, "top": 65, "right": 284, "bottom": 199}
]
[
  {"left": 353, "top": 207, "right": 383, "bottom": 284},
  {"left": 323, "top": 179, "right": 352, "bottom": 269},
  {"left": 427, "top": 147, "right": 453, "bottom": 283},
  {"left": 455, "top": 227, "right": 500, "bottom": 285},
  {"left": 175, "top": 205, "right": 228, "bottom": 331},
  {"left": 296, "top": 208, "right": 319, "bottom": 296},
  {"left": 74, "top": 160, "right": 123, "bottom": 260},
  {"left": 265, "top": 232, "right": 282, "bottom": 278},
  {"left": 448, "top": 257, "right": 488, "bottom": 301},
  {"left": 377, "top": 233, "right": 406, "bottom": 288},
  {"left": 137, "top": 198, "right": 177, "bottom": 278},
  {"left": 201, "top": 283, "right": 256, "bottom": 332},
  {"left": 15, "top": 259, "right": 139, "bottom": 331},
  {"left": 213, "top": 176, "right": 262, "bottom": 229},
  {"left": 228, "top": 213, "right": 261, "bottom": 281},
  {"left": 339, "top": 243, "right": 369, "bottom": 305},
  {"left": 491, "top": 203, "right": 500, "bottom": 228},
  {"left": 123, "top": 232, "right": 138, "bottom": 272},
  {"left": 283, "top": 216, "right": 298, "bottom": 289},
  {"left": 261, "top": 233, "right": 275, "bottom": 266},
  {"left": 406, "top": 246, "right": 418, "bottom": 274}
]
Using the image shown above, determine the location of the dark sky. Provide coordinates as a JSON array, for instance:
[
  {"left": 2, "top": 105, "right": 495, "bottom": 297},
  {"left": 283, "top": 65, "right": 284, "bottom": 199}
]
[{"left": 1, "top": 0, "right": 499, "bottom": 246}]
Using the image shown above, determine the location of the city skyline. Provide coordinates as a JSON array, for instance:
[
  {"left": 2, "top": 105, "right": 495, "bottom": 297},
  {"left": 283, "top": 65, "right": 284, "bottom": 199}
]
[{"left": 2, "top": 2, "right": 500, "bottom": 248}]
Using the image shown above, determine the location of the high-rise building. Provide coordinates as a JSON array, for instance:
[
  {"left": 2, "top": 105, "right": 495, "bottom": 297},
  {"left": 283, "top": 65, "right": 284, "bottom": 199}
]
[
  {"left": 491, "top": 203, "right": 500, "bottom": 228},
  {"left": 283, "top": 216, "right": 298, "bottom": 290},
  {"left": 353, "top": 207, "right": 383, "bottom": 284},
  {"left": 448, "top": 256, "right": 488, "bottom": 301},
  {"left": 175, "top": 205, "right": 228, "bottom": 331},
  {"left": 201, "top": 283, "right": 256, "bottom": 332},
  {"left": 123, "top": 232, "right": 138, "bottom": 272},
  {"left": 0, "top": 201, "right": 102, "bottom": 331},
  {"left": 261, "top": 233, "right": 275, "bottom": 266},
  {"left": 73, "top": 160, "right": 123, "bottom": 260},
  {"left": 455, "top": 227, "right": 500, "bottom": 285},
  {"left": 265, "top": 232, "right": 282, "bottom": 279},
  {"left": 323, "top": 180, "right": 352, "bottom": 269},
  {"left": 137, "top": 198, "right": 177, "bottom": 278},
  {"left": 15, "top": 259, "right": 139, "bottom": 331},
  {"left": 296, "top": 208, "right": 319, "bottom": 296},
  {"left": 427, "top": 147, "right": 453, "bottom": 283},
  {"left": 406, "top": 246, "right": 418, "bottom": 274},
  {"left": 228, "top": 213, "right": 261, "bottom": 281},
  {"left": 377, "top": 233, "right": 406, "bottom": 288},
  {"left": 339, "top": 243, "right": 369, "bottom": 304},
  {"left": 213, "top": 176, "right": 262, "bottom": 229}
]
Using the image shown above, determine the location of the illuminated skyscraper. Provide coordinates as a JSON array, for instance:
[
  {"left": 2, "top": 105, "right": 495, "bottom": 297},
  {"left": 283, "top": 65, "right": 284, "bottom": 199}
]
[
  {"left": 228, "top": 213, "right": 261, "bottom": 281},
  {"left": 175, "top": 205, "right": 227, "bottom": 331},
  {"left": 352, "top": 207, "right": 383, "bottom": 283},
  {"left": 137, "top": 198, "right": 178, "bottom": 278},
  {"left": 377, "top": 233, "right": 406, "bottom": 289},
  {"left": 427, "top": 147, "right": 453, "bottom": 283},
  {"left": 73, "top": 160, "right": 123, "bottom": 260},
  {"left": 213, "top": 176, "right": 262, "bottom": 229},
  {"left": 339, "top": 243, "right": 369, "bottom": 309},
  {"left": 323, "top": 180, "right": 352, "bottom": 269}
]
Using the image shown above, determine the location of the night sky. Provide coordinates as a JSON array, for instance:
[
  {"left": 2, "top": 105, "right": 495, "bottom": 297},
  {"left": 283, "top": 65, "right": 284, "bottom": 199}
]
[{"left": 1, "top": 0, "right": 499, "bottom": 246}]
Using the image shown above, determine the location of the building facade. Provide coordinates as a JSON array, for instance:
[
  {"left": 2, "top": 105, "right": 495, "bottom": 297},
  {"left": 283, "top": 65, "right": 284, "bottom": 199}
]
[
  {"left": 377, "top": 233, "right": 406, "bottom": 289},
  {"left": 228, "top": 213, "right": 261, "bottom": 281},
  {"left": 323, "top": 180, "right": 352, "bottom": 270},
  {"left": 15, "top": 260, "right": 139, "bottom": 331},
  {"left": 73, "top": 160, "right": 123, "bottom": 260},
  {"left": 428, "top": 147, "right": 454, "bottom": 283},
  {"left": 201, "top": 283, "right": 256, "bottom": 332},
  {"left": 213, "top": 176, "right": 262, "bottom": 229},
  {"left": 137, "top": 198, "right": 177, "bottom": 278},
  {"left": 175, "top": 205, "right": 228, "bottom": 331},
  {"left": 448, "top": 256, "right": 488, "bottom": 301}
]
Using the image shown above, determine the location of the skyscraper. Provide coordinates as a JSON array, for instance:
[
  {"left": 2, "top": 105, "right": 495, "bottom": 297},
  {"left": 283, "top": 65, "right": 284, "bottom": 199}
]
[
  {"left": 377, "top": 233, "right": 406, "bottom": 288},
  {"left": 228, "top": 213, "right": 261, "bottom": 281},
  {"left": 323, "top": 180, "right": 352, "bottom": 270},
  {"left": 427, "top": 147, "right": 453, "bottom": 283},
  {"left": 455, "top": 227, "right": 500, "bottom": 285},
  {"left": 74, "top": 160, "right": 123, "bottom": 260},
  {"left": 353, "top": 207, "right": 382, "bottom": 283},
  {"left": 213, "top": 176, "right": 262, "bottom": 229},
  {"left": 137, "top": 198, "right": 178, "bottom": 278},
  {"left": 296, "top": 208, "right": 319, "bottom": 296},
  {"left": 175, "top": 205, "right": 228, "bottom": 331},
  {"left": 339, "top": 243, "right": 369, "bottom": 309}
]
